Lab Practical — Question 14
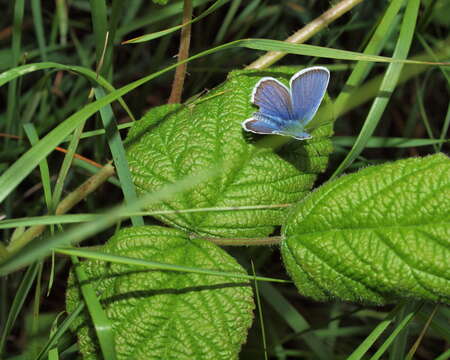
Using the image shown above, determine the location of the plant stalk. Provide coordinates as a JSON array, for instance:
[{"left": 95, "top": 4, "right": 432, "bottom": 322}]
[
  {"left": 246, "top": 0, "right": 365, "bottom": 70},
  {"left": 199, "top": 236, "right": 283, "bottom": 246},
  {"left": 6, "top": 164, "right": 115, "bottom": 254},
  {"left": 168, "top": 0, "right": 193, "bottom": 103}
]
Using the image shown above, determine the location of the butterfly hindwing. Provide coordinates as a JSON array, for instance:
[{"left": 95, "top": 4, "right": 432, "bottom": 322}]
[
  {"left": 289, "top": 66, "right": 330, "bottom": 125},
  {"left": 242, "top": 114, "right": 281, "bottom": 135}
]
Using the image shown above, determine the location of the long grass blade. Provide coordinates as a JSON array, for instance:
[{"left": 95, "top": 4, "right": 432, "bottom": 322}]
[
  {"left": 56, "top": 247, "right": 288, "bottom": 283},
  {"left": 56, "top": 0, "right": 68, "bottom": 45},
  {"left": 251, "top": 260, "right": 268, "bottom": 360},
  {"left": 31, "top": 0, "right": 47, "bottom": 61},
  {"left": 439, "top": 102, "right": 450, "bottom": 151},
  {"left": 347, "top": 304, "right": 402, "bottom": 360},
  {"left": 52, "top": 123, "right": 86, "bottom": 212},
  {"left": 370, "top": 303, "right": 421, "bottom": 360},
  {"left": 0, "top": 263, "right": 39, "bottom": 356},
  {"left": 334, "top": 0, "right": 405, "bottom": 115},
  {"left": 89, "top": 0, "right": 108, "bottom": 65},
  {"left": 214, "top": 0, "right": 241, "bottom": 44},
  {"left": 331, "top": 0, "right": 422, "bottom": 178},
  {"left": 405, "top": 305, "right": 439, "bottom": 360},
  {"left": 0, "top": 32, "right": 446, "bottom": 205},
  {"left": 123, "top": 0, "right": 230, "bottom": 44},
  {"left": 5, "top": 0, "right": 25, "bottom": 141},
  {"left": 116, "top": 0, "right": 211, "bottom": 40},
  {"left": 34, "top": 304, "right": 84, "bottom": 360},
  {"left": 0, "top": 204, "right": 290, "bottom": 229},
  {"left": 94, "top": 87, "right": 144, "bottom": 226},
  {"left": 259, "top": 282, "right": 332, "bottom": 360},
  {"left": 23, "top": 125, "right": 53, "bottom": 211},
  {"left": 0, "top": 168, "right": 215, "bottom": 274},
  {"left": 333, "top": 136, "right": 447, "bottom": 148},
  {"left": 0, "top": 62, "right": 134, "bottom": 120},
  {"left": 71, "top": 256, "right": 117, "bottom": 360}
]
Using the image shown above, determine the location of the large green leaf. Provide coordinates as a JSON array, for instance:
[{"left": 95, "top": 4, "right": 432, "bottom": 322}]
[
  {"left": 125, "top": 68, "right": 334, "bottom": 238},
  {"left": 281, "top": 154, "right": 450, "bottom": 304},
  {"left": 66, "top": 226, "right": 254, "bottom": 360}
]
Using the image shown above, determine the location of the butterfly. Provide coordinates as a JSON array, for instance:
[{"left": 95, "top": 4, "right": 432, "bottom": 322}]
[{"left": 242, "top": 66, "right": 330, "bottom": 140}]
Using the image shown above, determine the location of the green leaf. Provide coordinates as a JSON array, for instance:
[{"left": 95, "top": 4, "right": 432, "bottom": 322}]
[
  {"left": 281, "top": 154, "right": 450, "bottom": 304},
  {"left": 125, "top": 68, "right": 334, "bottom": 238},
  {"left": 66, "top": 226, "right": 254, "bottom": 360}
]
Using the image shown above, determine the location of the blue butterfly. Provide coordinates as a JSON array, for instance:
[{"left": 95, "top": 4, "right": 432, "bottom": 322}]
[{"left": 242, "top": 66, "right": 330, "bottom": 140}]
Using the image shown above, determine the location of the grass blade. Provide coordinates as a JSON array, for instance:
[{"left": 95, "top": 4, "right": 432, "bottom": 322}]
[
  {"left": 23, "top": 124, "right": 53, "bottom": 211},
  {"left": 56, "top": 247, "right": 288, "bottom": 283},
  {"left": 405, "top": 305, "right": 439, "bottom": 360},
  {"left": 214, "top": 0, "right": 241, "bottom": 44},
  {"left": 251, "top": 260, "right": 268, "bottom": 360},
  {"left": 331, "top": 0, "right": 422, "bottom": 178},
  {"left": 4, "top": 0, "right": 25, "bottom": 140},
  {"left": 34, "top": 305, "right": 84, "bottom": 360},
  {"left": 116, "top": 0, "right": 211, "bottom": 40},
  {"left": 0, "top": 204, "right": 290, "bottom": 229},
  {"left": 55, "top": 0, "right": 68, "bottom": 45},
  {"left": 238, "top": 39, "right": 449, "bottom": 66},
  {"left": 0, "top": 168, "right": 215, "bottom": 274},
  {"left": 89, "top": 0, "right": 108, "bottom": 65},
  {"left": 123, "top": 0, "right": 229, "bottom": 44},
  {"left": 52, "top": 123, "right": 86, "bottom": 212},
  {"left": 94, "top": 87, "right": 144, "bottom": 226},
  {"left": 440, "top": 102, "right": 450, "bottom": 151},
  {"left": 334, "top": 0, "right": 405, "bottom": 115},
  {"left": 0, "top": 62, "right": 135, "bottom": 120},
  {"left": 333, "top": 136, "right": 447, "bottom": 148},
  {"left": 259, "top": 282, "right": 332, "bottom": 360},
  {"left": 31, "top": 0, "right": 47, "bottom": 61},
  {"left": 348, "top": 305, "right": 402, "bottom": 360},
  {"left": 71, "top": 256, "right": 117, "bottom": 360},
  {"left": 0, "top": 263, "right": 39, "bottom": 356},
  {"left": 0, "top": 32, "right": 445, "bottom": 205},
  {"left": 370, "top": 303, "right": 421, "bottom": 360}
]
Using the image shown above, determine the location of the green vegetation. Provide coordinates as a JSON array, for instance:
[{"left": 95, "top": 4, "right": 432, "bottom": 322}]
[{"left": 0, "top": 0, "right": 449, "bottom": 359}]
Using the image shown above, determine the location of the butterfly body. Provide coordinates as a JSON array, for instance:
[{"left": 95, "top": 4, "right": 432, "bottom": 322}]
[{"left": 242, "top": 66, "right": 330, "bottom": 140}]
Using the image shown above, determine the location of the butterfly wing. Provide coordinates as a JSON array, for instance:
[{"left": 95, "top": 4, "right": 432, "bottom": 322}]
[
  {"left": 276, "top": 129, "right": 312, "bottom": 140},
  {"left": 242, "top": 114, "right": 312, "bottom": 140},
  {"left": 242, "top": 113, "right": 282, "bottom": 135},
  {"left": 289, "top": 67, "right": 330, "bottom": 125},
  {"left": 251, "top": 77, "right": 294, "bottom": 121}
]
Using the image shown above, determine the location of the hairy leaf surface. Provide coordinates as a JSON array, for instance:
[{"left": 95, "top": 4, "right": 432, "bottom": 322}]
[
  {"left": 125, "top": 68, "right": 334, "bottom": 238},
  {"left": 281, "top": 154, "right": 450, "bottom": 304},
  {"left": 66, "top": 226, "right": 254, "bottom": 360}
]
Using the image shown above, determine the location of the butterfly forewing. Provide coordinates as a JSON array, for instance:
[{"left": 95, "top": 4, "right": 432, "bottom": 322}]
[
  {"left": 289, "top": 67, "right": 330, "bottom": 125},
  {"left": 252, "top": 78, "right": 294, "bottom": 122}
]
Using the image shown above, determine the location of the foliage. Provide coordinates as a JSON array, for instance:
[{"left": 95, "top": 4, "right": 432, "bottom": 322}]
[
  {"left": 66, "top": 226, "right": 254, "bottom": 360},
  {"left": 282, "top": 154, "right": 450, "bottom": 304},
  {"left": 125, "top": 68, "right": 333, "bottom": 238},
  {"left": 0, "top": 0, "right": 449, "bottom": 359}
]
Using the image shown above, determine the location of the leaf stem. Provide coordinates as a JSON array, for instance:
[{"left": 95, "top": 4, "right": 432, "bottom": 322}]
[
  {"left": 246, "top": 0, "right": 365, "bottom": 70},
  {"left": 199, "top": 236, "right": 283, "bottom": 246},
  {"left": 168, "top": 0, "right": 193, "bottom": 103}
]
